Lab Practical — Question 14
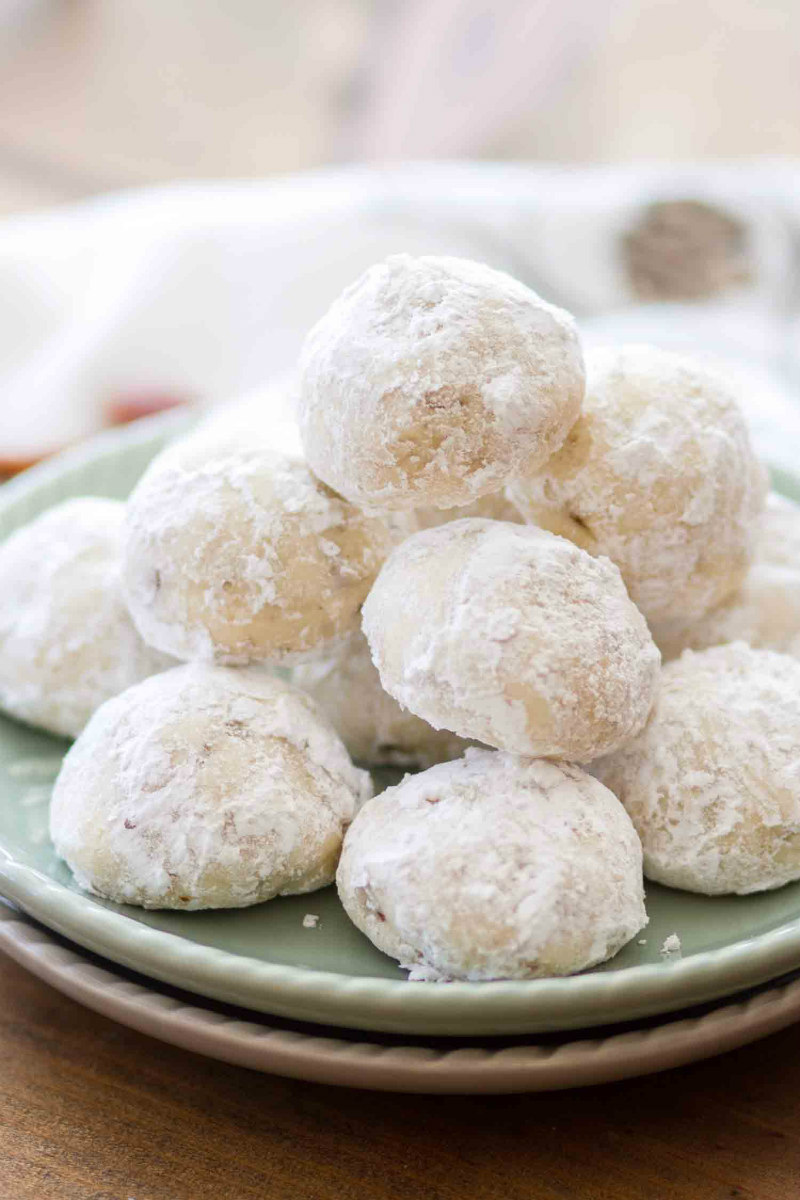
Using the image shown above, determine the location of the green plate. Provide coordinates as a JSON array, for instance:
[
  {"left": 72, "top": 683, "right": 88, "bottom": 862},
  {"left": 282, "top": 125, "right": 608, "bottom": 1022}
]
[{"left": 2, "top": 414, "right": 800, "bottom": 1036}]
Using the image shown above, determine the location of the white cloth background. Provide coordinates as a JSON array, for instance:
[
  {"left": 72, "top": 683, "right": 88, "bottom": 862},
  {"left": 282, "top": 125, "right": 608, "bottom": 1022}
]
[{"left": 1, "top": 162, "right": 800, "bottom": 472}]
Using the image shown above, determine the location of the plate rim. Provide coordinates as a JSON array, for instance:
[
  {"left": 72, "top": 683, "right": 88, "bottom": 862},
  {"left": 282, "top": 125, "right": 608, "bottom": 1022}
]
[
  {"left": 6, "top": 851, "right": 800, "bottom": 1036},
  {"left": 3, "top": 902, "right": 800, "bottom": 1094},
  {"left": 4, "top": 414, "right": 800, "bottom": 1035}
]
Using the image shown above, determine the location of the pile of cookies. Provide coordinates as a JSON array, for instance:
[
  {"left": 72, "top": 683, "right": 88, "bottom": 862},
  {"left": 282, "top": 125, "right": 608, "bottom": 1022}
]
[{"left": 3, "top": 253, "right": 800, "bottom": 983}]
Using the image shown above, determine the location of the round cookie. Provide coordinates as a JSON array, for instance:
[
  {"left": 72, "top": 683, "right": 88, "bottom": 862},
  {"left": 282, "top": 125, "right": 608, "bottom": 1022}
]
[
  {"left": 337, "top": 749, "right": 647, "bottom": 981},
  {"left": 362, "top": 518, "right": 660, "bottom": 762},
  {"left": 593, "top": 643, "right": 800, "bottom": 895},
  {"left": 411, "top": 488, "right": 524, "bottom": 532},
  {"left": 123, "top": 425, "right": 392, "bottom": 665},
  {"left": 379, "top": 489, "right": 523, "bottom": 551},
  {"left": 50, "top": 664, "right": 372, "bottom": 910},
  {"left": 290, "top": 632, "right": 471, "bottom": 768},
  {"left": 650, "top": 491, "right": 800, "bottom": 661},
  {"left": 298, "top": 254, "right": 585, "bottom": 511},
  {"left": 197, "top": 382, "right": 420, "bottom": 553},
  {"left": 0, "top": 498, "right": 172, "bottom": 738},
  {"left": 651, "top": 564, "right": 800, "bottom": 661},
  {"left": 510, "top": 344, "right": 767, "bottom": 623}
]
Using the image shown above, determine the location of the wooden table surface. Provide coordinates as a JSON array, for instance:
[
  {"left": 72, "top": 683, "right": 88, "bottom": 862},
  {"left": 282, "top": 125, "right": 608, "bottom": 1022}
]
[{"left": 1, "top": 950, "right": 799, "bottom": 1199}]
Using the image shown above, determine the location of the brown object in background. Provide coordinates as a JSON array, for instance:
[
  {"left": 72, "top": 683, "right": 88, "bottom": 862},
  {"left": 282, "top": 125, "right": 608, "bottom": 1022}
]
[
  {"left": 0, "top": 393, "right": 191, "bottom": 483},
  {"left": 106, "top": 392, "right": 192, "bottom": 427},
  {"left": 0, "top": 454, "right": 41, "bottom": 482},
  {"left": 622, "top": 198, "right": 754, "bottom": 301}
]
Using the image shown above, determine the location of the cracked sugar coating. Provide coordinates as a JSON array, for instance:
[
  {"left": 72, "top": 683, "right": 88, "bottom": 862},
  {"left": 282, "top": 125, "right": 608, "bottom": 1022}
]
[
  {"left": 0, "top": 498, "right": 172, "bottom": 738},
  {"left": 651, "top": 492, "right": 800, "bottom": 661},
  {"left": 593, "top": 644, "right": 800, "bottom": 895},
  {"left": 290, "top": 632, "right": 471, "bottom": 768},
  {"left": 123, "top": 425, "right": 392, "bottom": 665},
  {"left": 509, "top": 344, "right": 767, "bottom": 624},
  {"left": 362, "top": 519, "right": 660, "bottom": 762},
  {"left": 298, "top": 254, "right": 585, "bottom": 511},
  {"left": 50, "top": 664, "right": 372, "bottom": 910},
  {"left": 337, "top": 749, "right": 647, "bottom": 981}
]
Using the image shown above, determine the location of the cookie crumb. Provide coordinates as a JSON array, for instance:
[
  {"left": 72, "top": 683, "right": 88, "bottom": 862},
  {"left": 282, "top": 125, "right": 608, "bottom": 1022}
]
[
  {"left": 638, "top": 938, "right": 647, "bottom": 945},
  {"left": 403, "top": 962, "right": 452, "bottom": 983},
  {"left": 660, "top": 932, "right": 682, "bottom": 958},
  {"left": 302, "top": 913, "right": 320, "bottom": 929}
]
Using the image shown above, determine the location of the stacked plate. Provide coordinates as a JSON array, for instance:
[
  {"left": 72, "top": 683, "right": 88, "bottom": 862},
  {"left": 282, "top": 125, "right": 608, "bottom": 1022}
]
[{"left": 3, "top": 414, "right": 800, "bottom": 1093}]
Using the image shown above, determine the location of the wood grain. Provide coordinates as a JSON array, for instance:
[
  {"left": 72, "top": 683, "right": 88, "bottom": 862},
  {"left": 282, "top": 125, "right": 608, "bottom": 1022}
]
[{"left": 1, "top": 952, "right": 799, "bottom": 1200}]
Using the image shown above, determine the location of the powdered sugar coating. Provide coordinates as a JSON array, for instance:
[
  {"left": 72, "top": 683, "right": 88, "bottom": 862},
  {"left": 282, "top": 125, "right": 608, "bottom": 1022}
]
[
  {"left": 298, "top": 254, "right": 585, "bottom": 511},
  {"left": 362, "top": 519, "right": 660, "bottom": 762},
  {"left": 378, "top": 488, "right": 523, "bottom": 552},
  {"left": 123, "top": 425, "right": 392, "bottom": 665},
  {"left": 410, "top": 488, "right": 524, "bottom": 532},
  {"left": 651, "top": 564, "right": 800, "bottom": 661},
  {"left": 200, "top": 383, "right": 424, "bottom": 552},
  {"left": 337, "top": 749, "right": 647, "bottom": 981},
  {"left": 593, "top": 644, "right": 800, "bottom": 895},
  {"left": 510, "top": 344, "right": 767, "bottom": 623},
  {"left": 650, "top": 492, "right": 800, "bottom": 660},
  {"left": 50, "top": 664, "right": 372, "bottom": 910},
  {"left": 289, "top": 631, "right": 471, "bottom": 768},
  {"left": 0, "top": 498, "right": 172, "bottom": 738}
]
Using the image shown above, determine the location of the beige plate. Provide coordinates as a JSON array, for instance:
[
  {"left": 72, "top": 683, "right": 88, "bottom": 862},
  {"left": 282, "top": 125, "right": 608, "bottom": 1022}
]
[{"left": 3, "top": 901, "right": 800, "bottom": 1094}]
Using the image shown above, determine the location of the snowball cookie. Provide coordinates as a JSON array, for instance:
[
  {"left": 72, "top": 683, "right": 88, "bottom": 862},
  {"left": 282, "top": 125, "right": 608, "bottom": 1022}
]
[
  {"left": 123, "top": 426, "right": 392, "bottom": 665},
  {"left": 379, "top": 489, "right": 523, "bottom": 550},
  {"left": 0, "top": 498, "right": 172, "bottom": 738},
  {"left": 651, "top": 564, "right": 800, "bottom": 661},
  {"left": 290, "top": 632, "right": 471, "bottom": 768},
  {"left": 362, "top": 519, "right": 660, "bottom": 761},
  {"left": 50, "top": 664, "right": 372, "bottom": 910},
  {"left": 411, "top": 488, "right": 524, "bottom": 531},
  {"left": 594, "top": 644, "right": 800, "bottom": 895},
  {"left": 509, "top": 344, "right": 767, "bottom": 624},
  {"left": 337, "top": 749, "right": 647, "bottom": 981},
  {"left": 298, "top": 254, "right": 585, "bottom": 512},
  {"left": 650, "top": 492, "right": 800, "bottom": 661},
  {"left": 197, "top": 381, "right": 418, "bottom": 553}
]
